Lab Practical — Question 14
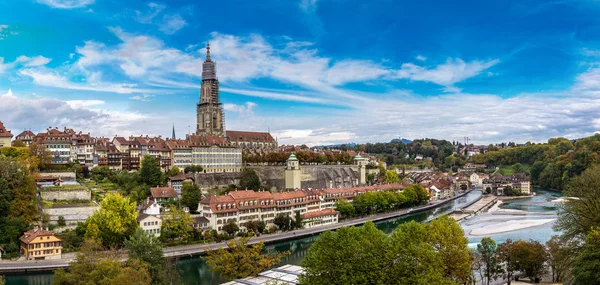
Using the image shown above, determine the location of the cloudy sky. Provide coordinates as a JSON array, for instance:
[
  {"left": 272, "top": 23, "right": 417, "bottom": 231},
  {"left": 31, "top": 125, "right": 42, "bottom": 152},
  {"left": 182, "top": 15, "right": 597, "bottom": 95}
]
[{"left": 1, "top": 0, "right": 600, "bottom": 146}]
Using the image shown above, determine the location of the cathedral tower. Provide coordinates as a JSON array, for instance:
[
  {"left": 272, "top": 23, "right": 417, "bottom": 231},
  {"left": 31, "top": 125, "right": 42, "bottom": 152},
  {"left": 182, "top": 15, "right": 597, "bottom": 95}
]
[{"left": 196, "top": 43, "right": 225, "bottom": 136}]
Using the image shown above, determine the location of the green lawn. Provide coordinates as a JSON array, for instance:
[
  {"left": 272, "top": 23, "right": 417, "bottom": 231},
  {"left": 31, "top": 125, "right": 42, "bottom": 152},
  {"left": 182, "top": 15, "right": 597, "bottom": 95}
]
[{"left": 498, "top": 163, "right": 531, "bottom": 176}]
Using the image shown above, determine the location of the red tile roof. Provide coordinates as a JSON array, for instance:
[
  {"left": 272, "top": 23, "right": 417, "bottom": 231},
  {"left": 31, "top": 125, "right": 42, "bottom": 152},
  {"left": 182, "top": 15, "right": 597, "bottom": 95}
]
[
  {"left": 0, "top": 121, "right": 13, "bottom": 138},
  {"left": 15, "top": 130, "right": 35, "bottom": 140},
  {"left": 19, "top": 227, "right": 59, "bottom": 244},
  {"left": 302, "top": 208, "right": 339, "bottom": 219},
  {"left": 226, "top": 130, "right": 275, "bottom": 143},
  {"left": 150, "top": 187, "right": 177, "bottom": 199}
]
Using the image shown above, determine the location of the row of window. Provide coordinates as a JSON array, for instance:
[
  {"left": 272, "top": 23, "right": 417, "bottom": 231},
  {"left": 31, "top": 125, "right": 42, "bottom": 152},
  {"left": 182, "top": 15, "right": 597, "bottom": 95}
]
[
  {"left": 29, "top": 249, "right": 60, "bottom": 256},
  {"left": 143, "top": 221, "right": 160, "bottom": 226},
  {"left": 145, "top": 229, "right": 160, "bottom": 234}
]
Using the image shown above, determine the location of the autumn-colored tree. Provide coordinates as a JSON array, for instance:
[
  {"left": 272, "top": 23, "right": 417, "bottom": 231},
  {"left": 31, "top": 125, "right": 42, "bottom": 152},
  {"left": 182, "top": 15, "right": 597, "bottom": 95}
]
[
  {"left": 509, "top": 240, "right": 548, "bottom": 282},
  {"left": 205, "top": 237, "right": 289, "bottom": 281},
  {"left": 85, "top": 193, "right": 138, "bottom": 247}
]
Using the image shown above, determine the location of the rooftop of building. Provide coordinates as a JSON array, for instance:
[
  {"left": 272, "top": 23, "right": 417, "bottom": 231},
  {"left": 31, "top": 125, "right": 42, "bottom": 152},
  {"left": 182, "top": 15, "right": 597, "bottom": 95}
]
[
  {"left": 150, "top": 187, "right": 177, "bottom": 199},
  {"left": 0, "top": 121, "right": 13, "bottom": 138},
  {"left": 19, "top": 226, "right": 59, "bottom": 244}
]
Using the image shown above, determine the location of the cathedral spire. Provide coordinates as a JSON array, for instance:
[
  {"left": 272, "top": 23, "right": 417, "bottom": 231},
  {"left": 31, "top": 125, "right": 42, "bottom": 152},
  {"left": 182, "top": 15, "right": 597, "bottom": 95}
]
[
  {"left": 205, "top": 42, "right": 211, "bottom": 62},
  {"left": 172, "top": 123, "right": 176, "bottom": 139}
]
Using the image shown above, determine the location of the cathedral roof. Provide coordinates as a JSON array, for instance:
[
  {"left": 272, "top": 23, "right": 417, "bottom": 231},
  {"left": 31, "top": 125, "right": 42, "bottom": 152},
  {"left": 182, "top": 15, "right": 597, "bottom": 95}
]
[{"left": 226, "top": 130, "right": 276, "bottom": 143}]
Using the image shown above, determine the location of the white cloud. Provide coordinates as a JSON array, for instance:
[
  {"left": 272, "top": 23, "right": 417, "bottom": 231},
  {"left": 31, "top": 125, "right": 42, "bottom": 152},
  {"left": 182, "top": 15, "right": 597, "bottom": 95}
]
[
  {"left": 223, "top": 102, "right": 257, "bottom": 114},
  {"left": 36, "top": 0, "right": 95, "bottom": 9},
  {"left": 0, "top": 25, "right": 7, "bottom": 32},
  {"left": 66, "top": 100, "right": 105, "bottom": 108},
  {"left": 135, "top": 2, "right": 165, "bottom": 24},
  {"left": 221, "top": 87, "right": 329, "bottom": 104},
  {"left": 416, "top": 55, "right": 427, "bottom": 61},
  {"left": 159, "top": 14, "right": 186, "bottom": 35},
  {"left": 0, "top": 55, "right": 52, "bottom": 73},
  {"left": 15, "top": 55, "right": 52, "bottom": 67},
  {"left": 0, "top": 89, "right": 182, "bottom": 139},
  {"left": 129, "top": 94, "right": 153, "bottom": 101},
  {"left": 394, "top": 58, "right": 500, "bottom": 92},
  {"left": 19, "top": 68, "right": 150, "bottom": 94}
]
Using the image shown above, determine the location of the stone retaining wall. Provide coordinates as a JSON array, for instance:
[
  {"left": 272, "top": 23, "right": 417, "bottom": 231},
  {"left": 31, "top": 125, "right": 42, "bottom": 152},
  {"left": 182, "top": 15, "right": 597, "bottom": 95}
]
[
  {"left": 40, "top": 190, "right": 91, "bottom": 201},
  {"left": 42, "top": 205, "right": 99, "bottom": 223}
]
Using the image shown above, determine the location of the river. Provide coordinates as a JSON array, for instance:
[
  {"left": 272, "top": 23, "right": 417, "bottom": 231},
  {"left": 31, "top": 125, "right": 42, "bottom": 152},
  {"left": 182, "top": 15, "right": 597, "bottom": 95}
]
[{"left": 5, "top": 189, "right": 561, "bottom": 285}]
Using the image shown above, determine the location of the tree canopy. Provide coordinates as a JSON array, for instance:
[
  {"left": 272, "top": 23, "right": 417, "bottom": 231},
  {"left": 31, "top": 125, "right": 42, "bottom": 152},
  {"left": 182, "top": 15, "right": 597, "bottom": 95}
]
[
  {"left": 53, "top": 239, "right": 151, "bottom": 285},
  {"left": 239, "top": 168, "right": 261, "bottom": 190},
  {"left": 300, "top": 217, "right": 471, "bottom": 285},
  {"left": 181, "top": 182, "right": 201, "bottom": 212},
  {"left": 205, "top": 237, "right": 289, "bottom": 281},
  {"left": 139, "top": 155, "right": 163, "bottom": 187},
  {"left": 85, "top": 193, "right": 138, "bottom": 247}
]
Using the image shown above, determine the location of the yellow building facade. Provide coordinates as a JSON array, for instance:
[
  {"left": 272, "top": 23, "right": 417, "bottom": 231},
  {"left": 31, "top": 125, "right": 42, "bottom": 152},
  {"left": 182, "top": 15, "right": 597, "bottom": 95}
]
[{"left": 19, "top": 226, "right": 62, "bottom": 260}]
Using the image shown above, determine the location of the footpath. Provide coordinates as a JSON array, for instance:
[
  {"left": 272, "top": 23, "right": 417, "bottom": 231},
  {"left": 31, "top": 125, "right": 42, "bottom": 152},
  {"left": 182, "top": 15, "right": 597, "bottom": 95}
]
[{"left": 0, "top": 190, "right": 475, "bottom": 273}]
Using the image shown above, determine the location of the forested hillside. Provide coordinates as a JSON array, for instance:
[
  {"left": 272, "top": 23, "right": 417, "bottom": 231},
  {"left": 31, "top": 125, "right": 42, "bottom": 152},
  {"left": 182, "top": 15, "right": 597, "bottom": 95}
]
[{"left": 471, "top": 135, "right": 600, "bottom": 190}]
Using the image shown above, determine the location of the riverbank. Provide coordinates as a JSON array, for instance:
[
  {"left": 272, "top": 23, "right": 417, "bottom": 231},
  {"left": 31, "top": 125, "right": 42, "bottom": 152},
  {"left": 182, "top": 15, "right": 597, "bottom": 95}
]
[{"left": 0, "top": 190, "right": 474, "bottom": 274}]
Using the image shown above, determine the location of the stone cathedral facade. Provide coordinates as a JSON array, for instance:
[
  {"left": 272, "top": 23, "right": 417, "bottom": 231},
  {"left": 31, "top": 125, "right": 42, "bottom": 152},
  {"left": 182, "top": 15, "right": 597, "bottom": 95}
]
[{"left": 196, "top": 43, "right": 225, "bottom": 137}]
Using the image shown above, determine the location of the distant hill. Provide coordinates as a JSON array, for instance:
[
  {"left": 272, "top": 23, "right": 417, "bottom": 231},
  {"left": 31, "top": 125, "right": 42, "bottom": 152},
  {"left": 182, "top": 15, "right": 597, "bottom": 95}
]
[{"left": 391, "top": 138, "right": 412, "bottom": 144}]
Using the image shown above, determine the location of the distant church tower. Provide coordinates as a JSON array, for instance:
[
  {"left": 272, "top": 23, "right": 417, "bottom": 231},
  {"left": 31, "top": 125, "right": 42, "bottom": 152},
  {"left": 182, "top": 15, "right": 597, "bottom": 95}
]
[{"left": 196, "top": 43, "right": 225, "bottom": 136}]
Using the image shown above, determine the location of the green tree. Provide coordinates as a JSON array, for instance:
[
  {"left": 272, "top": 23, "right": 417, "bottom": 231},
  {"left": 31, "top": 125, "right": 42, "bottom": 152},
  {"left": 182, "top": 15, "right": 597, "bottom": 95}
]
[
  {"left": 166, "top": 166, "right": 180, "bottom": 177},
  {"left": 384, "top": 221, "right": 450, "bottom": 285},
  {"left": 205, "top": 237, "right": 289, "bottom": 281},
  {"left": 160, "top": 205, "right": 193, "bottom": 242},
  {"left": 239, "top": 168, "right": 261, "bottom": 190},
  {"left": 139, "top": 155, "right": 163, "bottom": 187},
  {"left": 53, "top": 239, "right": 151, "bottom": 285},
  {"left": 512, "top": 163, "right": 524, "bottom": 174},
  {"left": 222, "top": 221, "right": 239, "bottom": 237},
  {"left": 300, "top": 222, "right": 389, "bottom": 285},
  {"left": 57, "top": 216, "right": 66, "bottom": 227},
  {"left": 426, "top": 216, "right": 472, "bottom": 284},
  {"left": 334, "top": 199, "right": 355, "bottom": 218},
  {"left": 572, "top": 229, "right": 600, "bottom": 284},
  {"left": 545, "top": 235, "right": 574, "bottom": 283},
  {"left": 476, "top": 237, "right": 503, "bottom": 285},
  {"left": 555, "top": 165, "right": 600, "bottom": 240},
  {"left": 184, "top": 165, "right": 203, "bottom": 173},
  {"left": 293, "top": 211, "right": 303, "bottom": 229},
  {"left": 125, "top": 228, "right": 173, "bottom": 285},
  {"left": 274, "top": 214, "right": 292, "bottom": 231},
  {"left": 384, "top": 170, "right": 400, "bottom": 183},
  {"left": 85, "top": 193, "right": 138, "bottom": 247},
  {"left": 180, "top": 182, "right": 201, "bottom": 212},
  {"left": 11, "top": 140, "right": 25, "bottom": 147}
]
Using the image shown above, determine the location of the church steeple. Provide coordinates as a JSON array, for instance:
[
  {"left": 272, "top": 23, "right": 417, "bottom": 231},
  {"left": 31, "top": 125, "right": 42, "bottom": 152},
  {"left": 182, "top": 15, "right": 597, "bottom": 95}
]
[
  {"left": 172, "top": 123, "right": 176, "bottom": 139},
  {"left": 196, "top": 42, "right": 224, "bottom": 137},
  {"left": 205, "top": 42, "right": 211, "bottom": 62},
  {"left": 201, "top": 42, "right": 216, "bottom": 80}
]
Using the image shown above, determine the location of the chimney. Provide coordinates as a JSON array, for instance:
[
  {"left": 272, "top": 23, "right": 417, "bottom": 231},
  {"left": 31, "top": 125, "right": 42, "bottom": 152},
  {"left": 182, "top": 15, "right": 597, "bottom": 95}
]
[{"left": 33, "top": 225, "right": 39, "bottom": 232}]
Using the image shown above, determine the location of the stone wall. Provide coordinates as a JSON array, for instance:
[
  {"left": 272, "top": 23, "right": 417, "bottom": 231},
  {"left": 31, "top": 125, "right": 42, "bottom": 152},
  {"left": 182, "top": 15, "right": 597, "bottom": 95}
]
[
  {"left": 40, "top": 190, "right": 91, "bottom": 201},
  {"left": 42, "top": 205, "right": 99, "bottom": 223},
  {"left": 193, "top": 165, "right": 362, "bottom": 192},
  {"left": 194, "top": 172, "right": 240, "bottom": 192},
  {"left": 249, "top": 165, "right": 361, "bottom": 190}
]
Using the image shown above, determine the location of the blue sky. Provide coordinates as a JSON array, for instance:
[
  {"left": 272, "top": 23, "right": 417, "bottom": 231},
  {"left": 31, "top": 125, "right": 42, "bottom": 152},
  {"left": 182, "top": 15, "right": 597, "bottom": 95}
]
[{"left": 2, "top": 0, "right": 600, "bottom": 145}]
